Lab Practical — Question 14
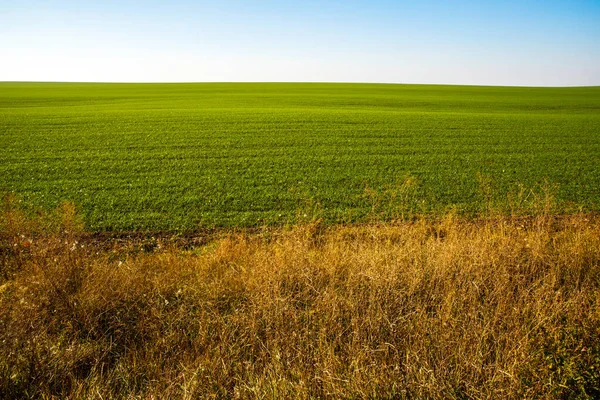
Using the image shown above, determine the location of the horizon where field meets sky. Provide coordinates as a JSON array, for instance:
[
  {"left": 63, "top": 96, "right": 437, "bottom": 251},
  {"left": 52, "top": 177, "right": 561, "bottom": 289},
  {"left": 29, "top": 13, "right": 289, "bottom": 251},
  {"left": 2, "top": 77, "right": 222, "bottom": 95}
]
[{"left": 1, "top": 0, "right": 599, "bottom": 86}]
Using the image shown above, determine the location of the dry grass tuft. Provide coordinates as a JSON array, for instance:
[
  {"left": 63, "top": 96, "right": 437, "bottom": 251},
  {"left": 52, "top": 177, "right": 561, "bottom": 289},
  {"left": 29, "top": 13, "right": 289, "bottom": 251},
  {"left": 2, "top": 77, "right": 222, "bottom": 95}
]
[{"left": 1, "top": 196, "right": 599, "bottom": 399}]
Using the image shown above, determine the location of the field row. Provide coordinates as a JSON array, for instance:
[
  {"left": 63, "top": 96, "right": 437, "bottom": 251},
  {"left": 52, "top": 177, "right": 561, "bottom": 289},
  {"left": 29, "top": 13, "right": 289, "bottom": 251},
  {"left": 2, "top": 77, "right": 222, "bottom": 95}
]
[{"left": 1, "top": 83, "right": 599, "bottom": 230}]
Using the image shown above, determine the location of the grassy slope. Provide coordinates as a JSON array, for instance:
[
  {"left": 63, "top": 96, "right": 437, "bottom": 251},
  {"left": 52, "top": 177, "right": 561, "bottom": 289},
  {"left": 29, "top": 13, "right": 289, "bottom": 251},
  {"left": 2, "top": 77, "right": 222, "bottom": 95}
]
[{"left": 1, "top": 83, "right": 599, "bottom": 230}]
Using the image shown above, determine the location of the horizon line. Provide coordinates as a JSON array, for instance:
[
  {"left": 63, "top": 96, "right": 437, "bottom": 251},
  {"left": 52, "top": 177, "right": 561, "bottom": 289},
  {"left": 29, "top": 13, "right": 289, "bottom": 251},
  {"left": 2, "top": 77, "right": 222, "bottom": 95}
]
[{"left": 2, "top": 81, "right": 599, "bottom": 89}]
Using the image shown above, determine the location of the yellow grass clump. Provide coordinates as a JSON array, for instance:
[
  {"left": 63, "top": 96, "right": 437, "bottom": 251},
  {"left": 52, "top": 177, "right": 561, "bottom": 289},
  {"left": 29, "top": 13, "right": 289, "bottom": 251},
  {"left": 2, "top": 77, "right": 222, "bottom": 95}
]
[{"left": 1, "top": 196, "right": 599, "bottom": 399}]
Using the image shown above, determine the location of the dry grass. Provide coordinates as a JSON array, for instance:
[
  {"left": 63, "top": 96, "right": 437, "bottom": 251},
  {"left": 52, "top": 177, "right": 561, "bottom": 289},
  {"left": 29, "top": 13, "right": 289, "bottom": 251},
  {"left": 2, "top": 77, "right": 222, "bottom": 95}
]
[{"left": 1, "top": 196, "right": 599, "bottom": 399}]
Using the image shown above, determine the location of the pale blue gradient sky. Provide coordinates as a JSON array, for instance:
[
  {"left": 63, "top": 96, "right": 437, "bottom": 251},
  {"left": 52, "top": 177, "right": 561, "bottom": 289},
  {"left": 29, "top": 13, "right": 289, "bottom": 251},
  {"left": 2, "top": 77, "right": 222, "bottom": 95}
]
[{"left": 1, "top": 0, "right": 599, "bottom": 85}]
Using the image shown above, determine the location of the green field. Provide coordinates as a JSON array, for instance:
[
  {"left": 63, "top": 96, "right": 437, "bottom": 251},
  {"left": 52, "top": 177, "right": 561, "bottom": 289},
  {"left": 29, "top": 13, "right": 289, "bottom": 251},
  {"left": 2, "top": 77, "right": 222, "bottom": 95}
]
[{"left": 1, "top": 82, "right": 599, "bottom": 230}]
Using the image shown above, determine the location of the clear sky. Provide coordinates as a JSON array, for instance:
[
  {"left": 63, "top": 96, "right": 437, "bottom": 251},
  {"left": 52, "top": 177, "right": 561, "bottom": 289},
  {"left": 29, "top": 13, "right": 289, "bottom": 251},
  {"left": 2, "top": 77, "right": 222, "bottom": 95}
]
[{"left": 1, "top": 0, "right": 599, "bottom": 86}]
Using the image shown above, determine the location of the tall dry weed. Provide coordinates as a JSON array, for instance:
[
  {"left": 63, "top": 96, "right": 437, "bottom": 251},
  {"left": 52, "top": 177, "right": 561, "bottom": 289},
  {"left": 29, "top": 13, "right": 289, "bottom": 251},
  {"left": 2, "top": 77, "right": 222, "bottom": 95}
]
[{"left": 0, "top": 198, "right": 599, "bottom": 398}]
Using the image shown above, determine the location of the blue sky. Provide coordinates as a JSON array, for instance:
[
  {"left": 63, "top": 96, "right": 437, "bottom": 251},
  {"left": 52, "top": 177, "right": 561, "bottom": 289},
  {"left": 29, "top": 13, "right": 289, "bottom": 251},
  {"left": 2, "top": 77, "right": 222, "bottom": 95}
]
[{"left": 1, "top": 0, "right": 599, "bottom": 85}]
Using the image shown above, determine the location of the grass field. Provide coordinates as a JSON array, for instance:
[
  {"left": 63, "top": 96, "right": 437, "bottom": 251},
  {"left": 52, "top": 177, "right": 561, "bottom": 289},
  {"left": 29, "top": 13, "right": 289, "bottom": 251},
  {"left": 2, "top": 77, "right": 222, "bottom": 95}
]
[
  {"left": 1, "top": 83, "right": 600, "bottom": 230},
  {"left": 2, "top": 84, "right": 600, "bottom": 398}
]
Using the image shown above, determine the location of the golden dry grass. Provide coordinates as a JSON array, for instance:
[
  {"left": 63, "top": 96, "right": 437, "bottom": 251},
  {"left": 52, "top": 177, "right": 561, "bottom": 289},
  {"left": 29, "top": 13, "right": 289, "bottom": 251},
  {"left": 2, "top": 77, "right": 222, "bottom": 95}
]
[{"left": 1, "top": 197, "right": 599, "bottom": 399}]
